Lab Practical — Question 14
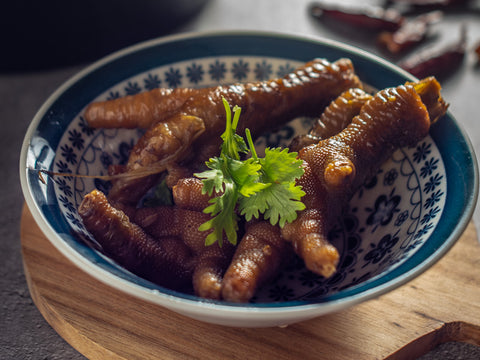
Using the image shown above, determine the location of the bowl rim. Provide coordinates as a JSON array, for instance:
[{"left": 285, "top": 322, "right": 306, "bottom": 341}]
[{"left": 19, "top": 30, "right": 479, "bottom": 320}]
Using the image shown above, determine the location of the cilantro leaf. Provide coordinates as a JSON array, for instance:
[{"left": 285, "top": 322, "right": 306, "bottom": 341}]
[
  {"left": 240, "top": 182, "right": 306, "bottom": 227},
  {"left": 195, "top": 159, "right": 224, "bottom": 196},
  {"left": 238, "top": 148, "right": 306, "bottom": 227},
  {"left": 199, "top": 179, "right": 239, "bottom": 246},
  {"left": 228, "top": 157, "right": 262, "bottom": 191},
  {"left": 239, "top": 145, "right": 305, "bottom": 226},
  {"left": 261, "top": 147, "right": 305, "bottom": 183}
]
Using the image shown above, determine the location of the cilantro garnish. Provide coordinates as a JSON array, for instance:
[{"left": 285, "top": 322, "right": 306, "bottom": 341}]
[{"left": 194, "top": 97, "right": 305, "bottom": 246}]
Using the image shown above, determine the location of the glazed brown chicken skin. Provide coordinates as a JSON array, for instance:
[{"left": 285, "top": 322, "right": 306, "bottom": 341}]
[
  {"left": 85, "top": 58, "right": 362, "bottom": 207},
  {"left": 134, "top": 206, "right": 235, "bottom": 299},
  {"left": 289, "top": 87, "right": 372, "bottom": 152},
  {"left": 79, "top": 190, "right": 235, "bottom": 299},
  {"left": 282, "top": 77, "right": 448, "bottom": 277},
  {"left": 105, "top": 114, "right": 205, "bottom": 207},
  {"left": 85, "top": 58, "right": 361, "bottom": 134},
  {"left": 78, "top": 190, "right": 195, "bottom": 292},
  {"left": 172, "top": 177, "right": 212, "bottom": 212},
  {"left": 221, "top": 221, "right": 291, "bottom": 303},
  {"left": 172, "top": 177, "right": 289, "bottom": 302}
]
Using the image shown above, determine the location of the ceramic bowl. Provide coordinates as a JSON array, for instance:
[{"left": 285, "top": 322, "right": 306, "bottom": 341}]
[{"left": 20, "top": 31, "right": 478, "bottom": 327}]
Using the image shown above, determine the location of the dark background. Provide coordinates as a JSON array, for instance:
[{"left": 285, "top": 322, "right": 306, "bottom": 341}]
[{"left": 0, "top": 0, "right": 209, "bottom": 71}]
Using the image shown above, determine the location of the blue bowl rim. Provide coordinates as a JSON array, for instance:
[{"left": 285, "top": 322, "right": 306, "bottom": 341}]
[{"left": 19, "top": 30, "right": 479, "bottom": 316}]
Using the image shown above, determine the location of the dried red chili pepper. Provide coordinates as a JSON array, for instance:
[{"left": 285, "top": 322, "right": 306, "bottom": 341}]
[
  {"left": 398, "top": 26, "right": 467, "bottom": 78},
  {"left": 309, "top": 2, "right": 405, "bottom": 32},
  {"left": 476, "top": 42, "right": 480, "bottom": 61},
  {"left": 377, "top": 11, "right": 443, "bottom": 54},
  {"left": 387, "top": 0, "right": 466, "bottom": 6}
]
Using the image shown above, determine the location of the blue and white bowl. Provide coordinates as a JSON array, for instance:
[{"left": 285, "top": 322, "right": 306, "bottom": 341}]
[{"left": 20, "top": 31, "right": 478, "bottom": 327}]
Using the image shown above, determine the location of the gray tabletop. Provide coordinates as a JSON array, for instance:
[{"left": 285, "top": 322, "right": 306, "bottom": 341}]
[{"left": 1, "top": 1, "right": 479, "bottom": 359}]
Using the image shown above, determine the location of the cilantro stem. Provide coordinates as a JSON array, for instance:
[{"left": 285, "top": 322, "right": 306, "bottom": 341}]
[
  {"left": 232, "top": 105, "right": 241, "bottom": 130},
  {"left": 221, "top": 97, "right": 245, "bottom": 160},
  {"left": 245, "top": 128, "right": 259, "bottom": 162},
  {"left": 222, "top": 97, "right": 232, "bottom": 134}
]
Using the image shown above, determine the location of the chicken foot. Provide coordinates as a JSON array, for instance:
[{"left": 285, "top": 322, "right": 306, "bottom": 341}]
[
  {"left": 78, "top": 190, "right": 195, "bottom": 292},
  {"left": 289, "top": 87, "right": 372, "bottom": 151},
  {"left": 134, "top": 206, "right": 235, "bottom": 299},
  {"left": 282, "top": 77, "right": 448, "bottom": 278}
]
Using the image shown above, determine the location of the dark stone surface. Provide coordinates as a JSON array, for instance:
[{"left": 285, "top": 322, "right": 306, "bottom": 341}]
[
  {"left": 418, "top": 342, "right": 480, "bottom": 360},
  {"left": 0, "top": 67, "right": 87, "bottom": 359}
]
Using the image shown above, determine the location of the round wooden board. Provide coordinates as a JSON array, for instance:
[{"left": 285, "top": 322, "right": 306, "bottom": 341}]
[{"left": 20, "top": 205, "right": 480, "bottom": 360}]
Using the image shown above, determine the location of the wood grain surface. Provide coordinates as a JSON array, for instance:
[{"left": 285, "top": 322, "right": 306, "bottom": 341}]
[{"left": 20, "top": 205, "right": 480, "bottom": 360}]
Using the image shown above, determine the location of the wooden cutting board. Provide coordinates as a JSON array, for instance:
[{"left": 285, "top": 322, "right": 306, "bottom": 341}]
[{"left": 20, "top": 205, "right": 480, "bottom": 360}]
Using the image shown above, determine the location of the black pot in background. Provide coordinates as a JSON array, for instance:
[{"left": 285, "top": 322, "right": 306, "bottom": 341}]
[{"left": 1, "top": 0, "right": 209, "bottom": 72}]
